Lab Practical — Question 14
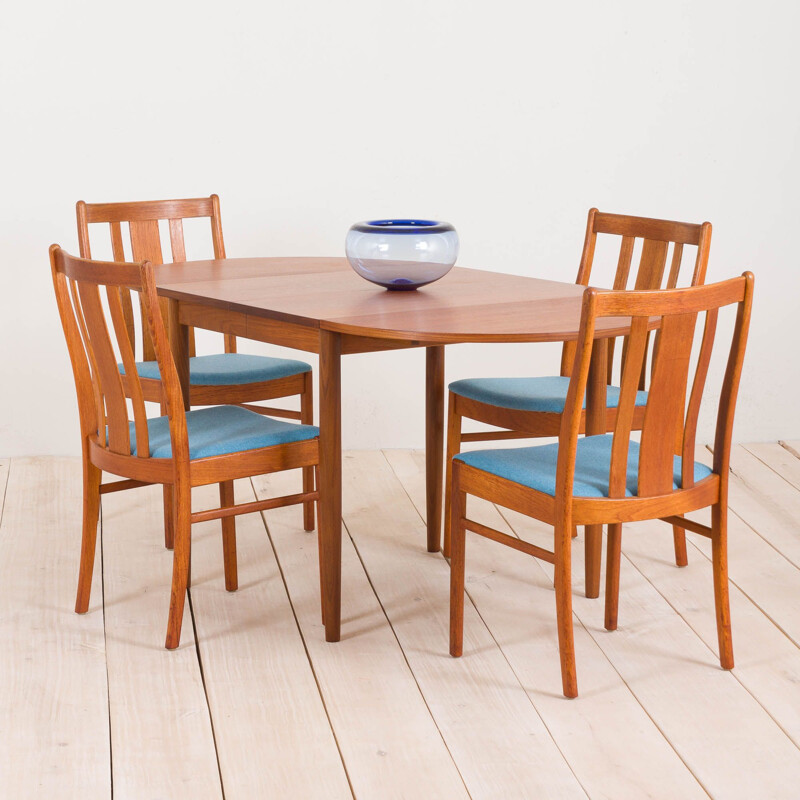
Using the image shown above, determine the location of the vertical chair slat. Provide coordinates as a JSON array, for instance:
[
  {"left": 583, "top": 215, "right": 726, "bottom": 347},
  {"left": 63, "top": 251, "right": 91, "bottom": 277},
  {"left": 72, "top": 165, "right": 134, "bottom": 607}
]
[
  {"left": 608, "top": 317, "right": 650, "bottom": 497},
  {"left": 107, "top": 286, "right": 150, "bottom": 458},
  {"left": 666, "top": 242, "right": 684, "bottom": 289},
  {"left": 129, "top": 219, "right": 165, "bottom": 363},
  {"left": 681, "top": 308, "right": 718, "bottom": 488},
  {"left": 633, "top": 239, "right": 671, "bottom": 389},
  {"left": 634, "top": 239, "right": 670, "bottom": 290},
  {"left": 110, "top": 222, "right": 136, "bottom": 354},
  {"left": 76, "top": 282, "right": 132, "bottom": 455},
  {"left": 167, "top": 218, "right": 196, "bottom": 357},
  {"left": 168, "top": 219, "right": 186, "bottom": 263},
  {"left": 606, "top": 235, "right": 636, "bottom": 383},
  {"left": 637, "top": 312, "right": 697, "bottom": 496},
  {"left": 69, "top": 278, "right": 106, "bottom": 438}
]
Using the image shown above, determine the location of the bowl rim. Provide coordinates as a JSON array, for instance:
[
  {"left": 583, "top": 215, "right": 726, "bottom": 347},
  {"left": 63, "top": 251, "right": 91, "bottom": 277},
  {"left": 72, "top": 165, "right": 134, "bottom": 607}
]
[{"left": 349, "top": 219, "right": 455, "bottom": 235}]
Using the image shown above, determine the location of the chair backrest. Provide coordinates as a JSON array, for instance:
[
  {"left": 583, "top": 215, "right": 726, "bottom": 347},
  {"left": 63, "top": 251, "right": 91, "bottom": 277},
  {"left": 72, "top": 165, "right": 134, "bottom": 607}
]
[
  {"left": 76, "top": 195, "right": 227, "bottom": 362},
  {"left": 562, "top": 209, "right": 713, "bottom": 388},
  {"left": 558, "top": 274, "right": 754, "bottom": 500},
  {"left": 50, "top": 245, "right": 187, "bottom": 461}
]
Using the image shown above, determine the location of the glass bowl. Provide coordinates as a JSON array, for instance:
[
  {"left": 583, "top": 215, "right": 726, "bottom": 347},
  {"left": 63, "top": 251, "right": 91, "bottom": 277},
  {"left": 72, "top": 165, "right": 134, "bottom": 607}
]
[{"left": 345, "top": 219, "right": 459, "bottom": 290}]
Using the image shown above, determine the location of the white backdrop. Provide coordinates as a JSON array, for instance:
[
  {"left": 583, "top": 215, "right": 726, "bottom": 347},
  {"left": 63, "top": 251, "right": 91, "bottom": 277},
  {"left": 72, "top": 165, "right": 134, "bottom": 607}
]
[{"left": 1, "top": 0, "right": 797, "bottom": 456}]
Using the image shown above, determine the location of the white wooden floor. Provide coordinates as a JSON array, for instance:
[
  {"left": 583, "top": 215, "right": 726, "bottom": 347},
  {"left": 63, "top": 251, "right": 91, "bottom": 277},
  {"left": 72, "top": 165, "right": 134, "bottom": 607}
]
[{"left": 3, "top": 444, "right": 800, "bottom": 799}]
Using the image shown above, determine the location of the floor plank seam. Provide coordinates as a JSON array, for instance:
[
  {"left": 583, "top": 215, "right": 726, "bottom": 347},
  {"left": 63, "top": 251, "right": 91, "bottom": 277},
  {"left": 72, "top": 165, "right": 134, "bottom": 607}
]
[
  {"left": 341, "top": 508, "right": 474, "bottom": 800},
  {"left": 99, "top": 500, "right": 115, "bottom": 799},
  {"left": 187, "top": 583, "right": 228, "bottom": 800},
  {"left": 380, "top": 450, "right": 592, "bottom": 800},
  {"left": 252, "top": 479, "right": 357, "bottom": 800}
]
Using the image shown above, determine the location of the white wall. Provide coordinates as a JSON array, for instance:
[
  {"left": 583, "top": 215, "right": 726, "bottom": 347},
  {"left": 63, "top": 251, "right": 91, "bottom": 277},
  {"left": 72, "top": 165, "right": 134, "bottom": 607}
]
[{"left": 1, "top": 0, "right": 797, "bottom": 456}]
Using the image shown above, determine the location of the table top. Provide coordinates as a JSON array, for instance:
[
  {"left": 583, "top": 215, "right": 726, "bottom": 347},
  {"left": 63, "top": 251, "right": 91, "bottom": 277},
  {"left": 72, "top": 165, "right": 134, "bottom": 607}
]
[{"left": 155, "top": 257, "right": 629, "bottom": 344}]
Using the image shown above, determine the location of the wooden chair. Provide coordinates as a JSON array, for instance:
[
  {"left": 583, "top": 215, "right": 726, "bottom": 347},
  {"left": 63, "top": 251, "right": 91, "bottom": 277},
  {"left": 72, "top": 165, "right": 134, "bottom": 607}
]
[
  {"left": 51, "top": 245, "right": 320, "bottom": 649},
  {"left": 449, "top": 273, "right": 754, "bottom": 697},
  {"left": 444, "top": 209, "right": 713, "bottom": 595},
  {"left": 76, "top": 195, "right": 315, "bottom": 544}
]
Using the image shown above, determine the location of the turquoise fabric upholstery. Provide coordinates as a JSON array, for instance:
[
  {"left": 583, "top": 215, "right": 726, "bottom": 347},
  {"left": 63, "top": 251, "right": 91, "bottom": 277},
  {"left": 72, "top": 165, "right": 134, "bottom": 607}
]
[
  {"left": 128, "top": 405, "right": 318, "bottom": 459},
  {"left": 455, "top": 434, "right": 713, "bottom": 498},
  {"left": 120, "top": 353, "right": 311, "bottom": 386},
  {"left": 449, "top": 376, "right": 648, "bottom": 413}
]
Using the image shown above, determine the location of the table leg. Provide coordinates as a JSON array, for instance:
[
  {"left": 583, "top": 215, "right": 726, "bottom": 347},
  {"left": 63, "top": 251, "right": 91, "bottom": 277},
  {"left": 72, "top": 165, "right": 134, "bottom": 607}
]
[
  {"left": 426, "top": 346, "right": 445, "bottom": 553},
  {"left": 584, "top": 337, "right": 608, "bottom": 598},
  {"left": 319, "top": 329, "right": 342, "bottom": 642}
]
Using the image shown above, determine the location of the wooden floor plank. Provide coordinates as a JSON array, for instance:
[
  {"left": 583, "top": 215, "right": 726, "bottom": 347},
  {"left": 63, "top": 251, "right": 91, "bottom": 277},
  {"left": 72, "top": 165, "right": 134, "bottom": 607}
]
[
  {"left": 252, "top": 469, "right": 470, "bottom": 800},
  {"left": 0, "top": 458, "right": 110, "bottom": 799},
  {"left": 100, "top": 482, "right": 223, "bottom": 799},
  {"left": 723, "top": 445, "right": 800, "bottom": 570},
  {"left": 386, "top": 449, "right": 708, "bottom": 800},
  {"left": 340, "top": 451, "right": 586, "bottom": 799},
  {"left": 498, "top": 500, "right": 800, "bottom": 798},
  {"left": 620, "top": 514, "right": 800, "bottom": 749},
  {"left": 745, "top": 442, "right": 800, "bottom": 493},
  {"left": 187, "top": 479, "right": 352, "bottom": 799},
  {"left": 8, "top": 448, "right": 800, "bottom": 799}
]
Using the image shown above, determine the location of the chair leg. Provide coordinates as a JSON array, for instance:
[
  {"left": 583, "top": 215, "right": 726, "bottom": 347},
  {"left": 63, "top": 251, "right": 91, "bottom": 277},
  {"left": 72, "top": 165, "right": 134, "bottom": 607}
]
[
  {"left": 449, "top": 471, "right": 466, "bottom": 657},
  {"left": 165, "top": 480, "right": 191, "bottom": 650},
  {"left": 711, "top": 502, "right": 734, "bottom": 669},
  {"left": 555, "top": 518, "right": 578, "bottom": 698},
  {"left": 604, "top": 523, "right": 622, "bottom": 631},
  {"left": 219, "top": 480, "right": 238, "bottom": 592},
  {"left": 301, "top": 372, "right": 315, "bottom": 532},
  {"left": 672, "top": 523, "right": 688, "bottom": 567},
  {"left": 75, "top": 451, "right": 101, "bottom": 614},
  {"left": 443, "top": 397, "right": 462, "bottom": 559},
  {"left": 314, "top": 464, "right": 325, "bottom": 626},
  {"left": 584, "top": 524, "right": 603, "bottom": 598},
  {"left": 163, "top": 486, "right": 175, "bottom": 549}
]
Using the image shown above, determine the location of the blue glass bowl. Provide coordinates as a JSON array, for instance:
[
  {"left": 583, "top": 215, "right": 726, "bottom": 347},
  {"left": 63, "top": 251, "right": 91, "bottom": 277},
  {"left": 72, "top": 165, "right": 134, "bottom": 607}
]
[{"left": 345, "top": 219, "right": 459, "bottom": 290}]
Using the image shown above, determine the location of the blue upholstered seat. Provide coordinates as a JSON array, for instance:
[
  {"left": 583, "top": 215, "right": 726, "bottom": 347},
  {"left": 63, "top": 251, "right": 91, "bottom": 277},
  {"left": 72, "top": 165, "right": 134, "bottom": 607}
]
[
  {"left": 449, "top": 376, "right": 648, "bottom": 413},
  {"left": 120, "top": 353, "right": 311, "bottom": 386},
  {"left": 128, "top": 405, "right": 319, "bottom": 459},
  {"left": 455, "top": 434, "right": 713, "bottom": 498}
]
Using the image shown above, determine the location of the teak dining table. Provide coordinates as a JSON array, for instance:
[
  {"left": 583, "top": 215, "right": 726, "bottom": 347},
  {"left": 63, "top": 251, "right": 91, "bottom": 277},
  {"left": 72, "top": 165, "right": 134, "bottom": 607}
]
[{"left": 155, "top": 257, "right": 628, "bottom": 642}]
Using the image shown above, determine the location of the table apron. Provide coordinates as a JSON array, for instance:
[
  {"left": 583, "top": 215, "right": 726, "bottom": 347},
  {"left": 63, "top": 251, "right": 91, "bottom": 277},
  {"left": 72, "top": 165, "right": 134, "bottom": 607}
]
[{"left": 177, "top": 301, "right": 437, "bottom": 355}]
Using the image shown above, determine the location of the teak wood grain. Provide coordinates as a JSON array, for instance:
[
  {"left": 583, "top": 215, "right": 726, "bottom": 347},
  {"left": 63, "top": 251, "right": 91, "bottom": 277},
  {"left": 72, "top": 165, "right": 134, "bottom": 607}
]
[{"left": 153, "top": 255, "right": 634, "bottom": 643}]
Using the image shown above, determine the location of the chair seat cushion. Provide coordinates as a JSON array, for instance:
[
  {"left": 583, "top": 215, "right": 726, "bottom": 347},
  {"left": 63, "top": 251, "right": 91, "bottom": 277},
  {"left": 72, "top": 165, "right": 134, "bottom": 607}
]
[
  {"left": 449, "top": 376, "right": 647, "bottom": 413},
  {"left": 130, "top": 405, "right": 319, "bottom": 459},
  {"left": 120, "top": 353, "right": 311, "bottom": 386},
  {"left": 455, "top": 434, "right": 713, "bottom": 498}
]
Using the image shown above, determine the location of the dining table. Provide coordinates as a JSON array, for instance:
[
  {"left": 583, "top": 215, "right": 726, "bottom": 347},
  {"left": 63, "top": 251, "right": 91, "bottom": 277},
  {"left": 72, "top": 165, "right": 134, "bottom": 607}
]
[{"left": 155, "top": 256, "right": 629, "bottom": 643}]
